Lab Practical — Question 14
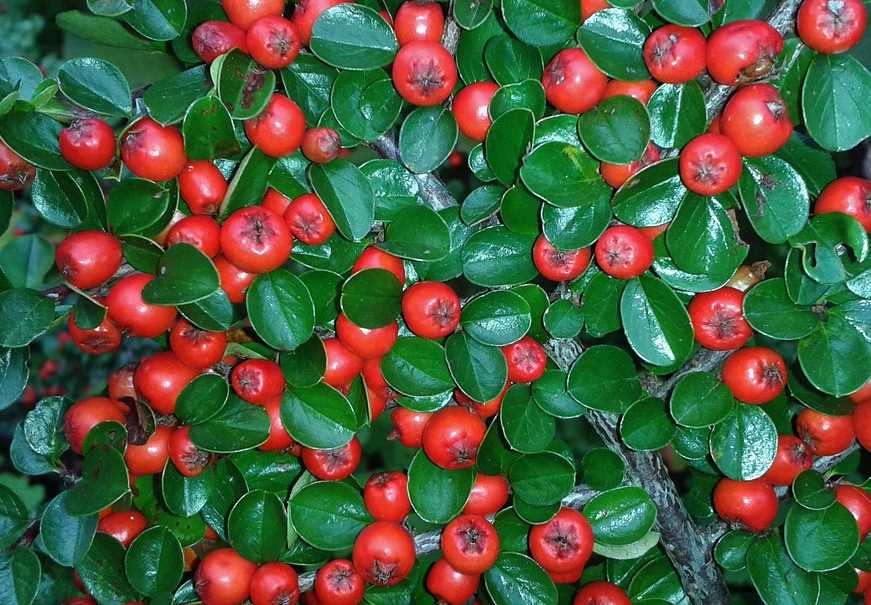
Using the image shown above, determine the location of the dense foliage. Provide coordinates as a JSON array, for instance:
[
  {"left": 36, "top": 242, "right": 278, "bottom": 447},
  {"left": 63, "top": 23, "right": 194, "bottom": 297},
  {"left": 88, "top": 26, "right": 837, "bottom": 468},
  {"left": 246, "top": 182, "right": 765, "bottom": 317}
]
[{"left": 0, "top": 0, "right": 870, "bottom": 604}]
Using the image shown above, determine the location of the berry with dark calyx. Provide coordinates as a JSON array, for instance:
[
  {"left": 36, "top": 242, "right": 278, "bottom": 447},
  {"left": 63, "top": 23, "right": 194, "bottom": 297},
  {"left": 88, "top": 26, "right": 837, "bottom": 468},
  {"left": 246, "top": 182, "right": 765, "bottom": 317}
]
[
  {"left": 283, "top": 193, "right": 336, "bottom": 245},
  {"left": 797, "top": 0, "right": 868, "bottom": 53},
  {"left": 336, "top": 314, "right": 398, "bottom": 359},
  {"left": 220, "top": 205, "right": 292, "bottom": 273},
  {"left": 97, "top": 510, "right": 147, "bottom": 548},
  {"left": 301, "top": 127, "right": 341, "bottom": 163},
  {"left": 796, "top": 408, "right": 855, "bottom": 455},
  {"left": 425, "top": 558, "right": 479, "bottom": 605},
  {"left": 706, "top": 20, "right": 784, "bottom": 85},
  {"left": 179, "top": 161, "right": 228, "bottom": 215},
  {"left": 390, "top": 407, "right": 432, "bottom": 448},
  {"left": 392, "top": 40, "right": 457, "bottom": 106},
  {"left": 687, "top": 286, "right": 753, "bottom": 350},
  {"left": 594, "top": 225, "right": 654, "bottom": 279},
  {"left": 441, "top": 514, "right": 500, "bottom": 574},
  {"left": 214, "top": 255, "right": 256, "bottom": 303},
  {"left": 835, "top": 484, "right": 871, "bottom": 538},
  {"left": 762, "top": 434, "right": 813, "bottom": 486},
  {"left": 0, "top": 140, "right": 35, "bottom": 191},
  {"left": 169, "top": 319, "right": 227, "bottom": 370},
  {"left": 528, "top": 508, "right": 593, "bottom": 574},
  {"left": 125, "top": 424, "right": 173, "bottom": 475},
  {"left": 422, "top": 406, "right": 486, "bottom": 470},
  {"left": 501, "top": 336, "right": 547, "bottom": 384},
  {"left": 452, "top": 81, "right": 499, "bottom": 142},
  {"left": 107, "top": 274, "right": 178, "bottom": 337},
  {"left": 63, "top": 396, "right": 128, "bottom": 454},
  {"left": 532, "top": 235, "right": 592, "bottom": 282},
  {"left": 59, "top": 118, "right": 116, "bottom": 171},
  {"left": 249, "top": 562, "right": 299, "bottom": 605},
  {"left": 323, "top": 337, "right": 364, "bottom": 387},
  {"left": 401, "top": 281, "right": 461, "bottom": 339},
  {"left": 231, "top": 358, "right": 285, "bottom": 404},
  {"left": 170, "top": 425, "right": 210, "bottom": 477},
  {"left": 192, "top": 20, "right": 248, "bottom": 63},
  {"left": 352, "top": 521, "right": 416, "bottom": 586},
  {"left": 120, "top": 117, "right": 187, "bottom": 182},
  {"left": 194, "top": 547, "right": 258, "bottom": 605},
  {"left": 247, "top": 17, "right": 301, "bottom": 70},
  {"left": 352, "top": 247, "right": 406, "bottom": 284},
  {"left": 166, "top": 215, "right": 222, "bottom": 258},
  {"left": 542, "top": 48, "right": 608, "bottom": 114},
  {"left": 67, "top": 312, "right": 122, "bottom": 356},
  {"left": 314, "top": 559, "right": 364, "bottom": 605},
  {"left": 244, "top": 94, "right": 306, "bottom": 158},
  {"left": 394, "top": 1, "right": 445, "bottom": 46},
  {"left": 643, "top": 24, "right": 707, "bottom": 83},
  {"left": 55, "top": 230, "right": 123, "bottom": 289},
  {"left": 363, "top": 471, "right": 411, "bottom": 522},
  {"left": 463, "top": 473, "right": 510, "bottom": 515},
  {"left": 721, "top": 347, "right": 787, "bottom": 404},
  {"left": 679, "top": 133, "right": 742, "bottom": 196},
  {"left": 814, "top": 176, "right": 871, "bottom": 232},
  {"left": 134, "top": 351, "right": 198, "bottom": 415},
  {"left": 302, "top": 437, "right": 362, "bottom": 480},
  {"left": 602, "top": 79, "right": 658, "bottom": 104},
  {"left": 720, "top": 83, "right": 793, "bottom": 157},
  {"left": 221, "top": 0, "right": 285, "bottom": 30},
  {"left": 573, "top": 581, "right": 633, "bottom": 605},
  {"left": 712, "top": 478, "right": 778, "bottom": 532}
]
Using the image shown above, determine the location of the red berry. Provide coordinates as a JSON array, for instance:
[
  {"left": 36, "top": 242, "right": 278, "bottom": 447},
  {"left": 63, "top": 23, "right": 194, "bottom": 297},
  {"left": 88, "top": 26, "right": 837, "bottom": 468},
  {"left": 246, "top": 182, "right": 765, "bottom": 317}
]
[
  {"left": 0, "top": 140, "right": 35, "bottom": 191},
  {"left": 352, "top": 247, "right": 406, "bottom": 284},
  {"left": 244, "top": 94, "right": 306, "bottom": 158},
  {"left": 594, "top": 225, "right": 654, "bottom": 279},
  {"left": 463, "top": 473, "right": 510, "bottom": 516},
  {"left": 706, "top": 20, "right": 783, "bottom": 85},
  {"left": 363, "top": 471, "right": 411, "bottom": 522},
  {"left": 125, "top": 424, "right": 173, "bottom": 475},
  {"left": 713, "top": 478, "right": 778, "bottom": 532},
  {"left": 395, "top": 1, "right": 445, "bottom": 45},
  {"left": 687, "top": 286, "right": 752, "bottom": 350},
  {"left": 854, "top": 399, "right": 871, "bottom": 451},
  {"left": 323, "top": 338, "right": 364, "bottom": 387},
  {"left": 643, "top": 25, "right": 706, "bottom": 83},
  {"left": 106, "top": 274, "right": 178, "bottom": 338},
  {"left": 542, "top": 48, "right": 607, "bottom": 114},
  {"left": 573, "top": 581, "right": 632, "bottom": 605},
  {"left": 600, "top": 143, "right": 661, "bottom": 189},
  {"left": 301, "top": 437, "right": 362, "bottom": 480},
  {"left": 679, "top": 133, "right": 742, "bottom": 196},
  {"left": 452, "top": 81, "right": 499, "bottom": 142},
  {"left": 390, "top": 407, "right": 431, "bottom": 448},
  {"left": 581, "top": 0, "right": 611, "bottom": 20},
  {"left": 63, "top": 599, "right": 96, "bottom": 605},
  {"left": 248, "top": 564, "right": 299, "bottom": 605},
  {"left": 336, "top": 314, "right": 398, "bottom": 359},
  {"left": 602, "top": 79, "right": 658, "bottom": 104},
  {"left": 352, "top": 521, "right": 416, "bottom": 586},
  {"left": 67, "top": 313, "right": 122, "bottom": 356},
  {"left": 796, "top": 408, "right": 855, "bottom": 455},
  {"left": 59, "top": 118, "right": 115, "bottom": 170},
  {"left": 179, "top": 161, "right": 228, "bottom": 215},
  {"left": 283, "top": 193, "right": 336, "bottom": 245},
  {"left": 835, "top": 484, "right": 871, "bottom": 538},
  {"left": 797, "top": 0, "right": 867, "bottom": 53},
  {"left": 261, "top": 188, "right": 293, "bottom": 215},
  {"left": 220, "top": 205, "right": 292, "bottom": 273},
  {"left": 528, "top": 508, "right": 593, "bottom": 574},
  {"left": 134, "top": 351, "right": 198, "bottom": 415},
  {"left": 721, "top": 83, "right": 793, "bottom": 157},
  {"left": 721, "top": 347, "right": 787, "bottom": 404},
  {"left": 441, "top": 514, "right": 500, "bottom": 574},
  {"left": 97, "top": 510, "right": 147, "bottom": 548},
  {"left": 762, "top": 434, "right": 813, "bottom": 486},
  {"left": 501, "top": 336, "right": 547, "bottom": 383},
  {"left": 120, "top": 117, "right": 187, "bottom": 182},
  {"left": 55, "top": 230, "right": 123, "bottom": 289},
  {"left": 422, "top": 406, "right": 486, "bottom": 470},
  {"left": 169, "top": 425, "right": 209, "bottom": 477},
  {"left": 301, "top": 127, "right": 341, "bottom": 163},
  {"left": 247, "top": 16, "right": 301, "bottom": 69},
  {"left": 814, "top": 176, "right": 871, "bottom": 232},
  {"left": 167, "top": 215, "right": 222, "bottom": 258},
  {"left": 401, "top": 281, "right": 460, "bottom": 339},
  {"left": 108, "top": 365, "right": 137, "bottom": 401},
  {"left": 259, "top": 394, "right": 295, "bottom": 451},
  {"left": 552, "top": 568, "right": 583, "bottom": 584},
  {"left": 231, "top": 359, "right": 285, "bottom": 404},
  {"left": 214, "top": 255, "right": 256, "bottom": 303},
  {"left": 425, "top": 558, "right": 479, "bottom": 605},
  {"left": 192, "top": 20, "right": 248, "bottom": 63},
  {"left": 169, "top": 319, "right": 227, "bottom": 370},
  {"left": 532, "top": 235, "right": 591, "bottom": 282},
  {"left": 63, "top": 396, "right": 127, "bottom": 454},
  {"left": 392, "top": 40, "right": 457, "bottom": 106},
  {"left": 455, "top": 385, "right": 507, "bottom": 418},
  {"left": 292, "top": 0, "right": 349, "bottom": 45},
  {"left": 194, "top": 547, "right": 258, "bottom": 605},
  {"left": 221, "top": 0, "right": 285, "bottom": 30},
  {"left": 314, "top": 559, "right": 364, "bottom": 605}
]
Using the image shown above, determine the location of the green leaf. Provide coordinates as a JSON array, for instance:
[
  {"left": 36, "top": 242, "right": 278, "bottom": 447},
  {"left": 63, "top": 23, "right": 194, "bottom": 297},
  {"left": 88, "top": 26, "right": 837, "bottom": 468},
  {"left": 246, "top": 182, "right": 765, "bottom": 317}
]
[
  {"left": 785, "top": 503, "right": 859, "bottom": 572},
  {"left": 647, "top": 82, "right": 706, "bottom": 148},
  {"left": 161, "top": 462, "right": 211, "bottom": 517},
  {"left": 189, "top": 395, "right": 269, "bottom": 453},
  {"left": 0, "top": 548, "right": 40, "bottom": 605},
  {"left": 281, "top": 52, "right": 337, "bottom": 124},
  {"left": 743, "top": 278, "right": 819, "bottom": 340},
  {"left": 776, "top": 133, "right": 836, "bottom": 199},
  {"left": 360, "top": 159, "right": 420, "bottom": 221},
  {"left": 792, "top": 470, "right": 836, "bottom": 510},
  {"left": 122, "top": 0, "right": 187, "bottom": 41},
  {"left": 0, "top": 347, "right": 28, "bottom": 412},
  {"left": 87, "top": 0, "right": 133, "bottom": 17},
  {"left": 30, "top": 170, "right": 87, "bottom": 229},
  {"left": 280, "top": 384, "right": 357, "bottom": 449},
  {"left": 77, "top": 533, "right": 139, "bottom": 603},
  {"left": 124, "top": 526, "right": 183, "bottom": 596},
  {"left": 747, "top": 534, "right": 820, "bottom": 605},
  {"left": 382, "top": 337, "right": 454, "bottom": 397},
  {"left": 182, "top": 95, "right": 240, "bottom": 160},
  {"left": 714, "top": 530, "right": 754, "bottom": 571},
  {"left": 568, "top": 345, "right": 640, "bottom": 413},
  {"left": 66, "top": 445, "right": 129, "bottom": 516},
  {"left": 485, "top": 108, "right": 535, "bottom": 186},
  {"left": 178, "top": 289, "right": 236, "bottom": 332},
  {"left": 738, "top": 156, "right": 810, "bottom": 244},
  {"left": 584, "top": 487, "right": 657, "bottom": 545},
  {"left": 0, "top": 485, "right": 29, "bottom": 549},
  {"left": 485, "top": 36, "right": 543, "bottom": 85},
  {"left": 381, "top": 206, "right": 451, "bottom": 261},
  {"left": 280, "top": 336, "right": 327, "bottom": 389},
  {"left": 582, "top": 448, "right": 625, "bottom": 491},
  {"left": 669, "top": 372, "right": 734, "bottom": 428},
  {"left": 543, "top": 299, "right": 583, "bottom": 339},
  {"left": 802, "top": 53, "right": 871, "bottom": 152},
  {"left": 174, "top": 374, "right": 229, "bottom": 426},
  {"left": 620, "top": 397, "right": 675, "bottom": 451},
  {"left": 230, "top": 449, "right": 301, "bottom": 494},
  {"left": 509, "top": 452, "right": 575, "bottom": 506},
  {"left": 309, "top": 159, "right": 374, "bottom": 241},
  {"left": 0, "top": 288, "right": 53, "bottom": 347},
  {"left": 580, "top": 272, "right": 625, "bottom": 337},
  {"left": 228, "top": 490, "right": 286, "bottom": 563},
  {"left": 332, "top": 69, "right": 402, "bottom": 142},
  {"left": 666, "top": 194, "right": 744, "bottom": 276},
  {"left": 40, "top": 492, "right": 97, "bottom": 567},
  {"left": 339, "top": 268, "right": 401, "bottom": 329},
  {"left": 620, "top": 275, "right": 694, "bottom": 367},
  {"left": 214, "top": 50, "right": 275, "bottom": 120},
  {"left": 628, "top": 556, "right": 686, "bottom": 602},
  {"left": 798, "top": 315, "right": 871, "bottom": 397},
  {"left": 57, "top": 57, "right": 131, "bottom": 117},
  {"left": 57, "top": 10, "right": 165, "bottom": 51},
  {"left": 578, "top": 96, "right": 650, "bottom": 164},
  {"left": 500, "top": 384, "right": 555, "bottom": 453},
  {"left": 520, "top": 141, "right": 610, "bottom": 208},
  {"left": 0, "top": 235, "right": 54, "bottom": 289},
  {"left": 502, "top": 0, "right": 580, "bottom": 46},
  {"left": 455, "top": 0, "right": 493, "bottom": 29},
  {"left": 789, "top": 213, "right": 868, "bottom": 285},
  {"left": 710, "top": 404, "right": 778, "bottom": 480},
  {"left": 246, "top": 269, "right": 315, "bottom": 351},
  {"left": 462, "top": 226, "right": 537, "bottom": 287},
  {"left": 578, "top": 9, "right": 651, "bottom": 80},
  {"left": 652, "top": 0, "right": 711, "bottom": 25},
  {"left": 106, "top": 179, "right": 172, "bottom": 236},
  {"left": 446, "top": 333, "right": 508, "bottom": 403},
  {"left": 490, "top": 79, "right": 546, "bottom": 119},
  {"left": 532, "top": 369, "right": 585, "bottom": 419},
  {"left": 461, "top": 290, "right": 531, "bottom": 346},
  {"left": 399, "top": 106, "right": 458, "bottom": 174},
  {"left": 462, "top": 184, "right": 504, "bottom": 225},
  {"left": 484, "top": 552, "right": 557, "bottom": 605},
  {"left": 143, "top": 65, "right": 211, "bottom": 125},
  {"left": 142, "top": 243, "right": 219, "bottom": 306},
  {"left": 22, "top": 396, "right": 68, "bottom": 459},
  {"left": 407, "top": 450, "right": 475, "bottom": 523},
  {"left": 288, "top": 481, "right": 371, "bottom": 550},
  {"left": 0, "top": 110, "right": 69, "bottom": 170},
  {"left": 612, "top": 159, "right": 688, "bottom": 227},
  {"left": 311, "top": 4, "right": 398, "bottom": 69}
]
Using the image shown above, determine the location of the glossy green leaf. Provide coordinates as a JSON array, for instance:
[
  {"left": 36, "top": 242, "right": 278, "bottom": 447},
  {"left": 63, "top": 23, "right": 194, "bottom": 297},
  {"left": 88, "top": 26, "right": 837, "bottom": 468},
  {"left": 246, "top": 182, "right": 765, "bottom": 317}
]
[
  {"left": 669, "top": 372, "right": 734, "bottom": 428},
  {"left": 484, "top": 552, "right": 557, "bottom": 605},
  {"left": 578, "top": 96, "right": 650, "bottom": 164},
  {"left": 620, "top": 397, "right": 675, "bottom": 451},
  {"left": 0, "top": 486, "right": 29, "bottom": 550},
  {"left": 502, "top": 0, "right": 580, "bottom": 46},
  {"left": 792, "top": 470, "right": 836, "bottom": 510},
  {"left": 462, "top": 226, "right": 537, "bottom": 287},
  {"left": 407, "top": 450, "right": 475, "bottom": 523},
  {"left": 0, "top": 547, "right": 40, "bottom": 605},
  {"left": 142, "top": 65, "right": 211, "bottom": 125},
  {"left": 738, "top": 156, "right": 810, "bottom": 244},
  {"left": 509, "top": 452, "right": 575, "bottom": 506},
  {"left": 280, "top": 384, "right": 357, "bottom": 449},
  {"left": 399, "top": 105, "right": 459, "bottom": 173},
  {"left": 666, "top": 194, "right": 742, "bottom": 276},
  {"left": 124, "top": 526, "right": 183, "bottom": 596},
  {"left": 182, "top": 95, "right": 240, "bottom": 160},
  {"left": 798, "top": 315, "right": 871, "bottom": 397},
  {"left": 310, "top": 4, "right": 398, "bottom": 69},
  {"left": 612, "top": 159, "right": 688, "bottom": 227},
  {"left": 578, "top": 9, "right": 651, "bottom": 80},
  {"left": 381, "top": 205, "right": 452, "bottom": 261},
  {"left": 785, "top": 503, "right": 859, "bottom": 572},
  {"left": 455, "top": 0, "right": 493, "bottom": 29},
  {"left": 461, "top": 290, "right": 532, "bottom": 346},
  {"left": 0, "top": 110, "right": 69, "bottom": 170},
  {"left": 802, "top": 54, "right": 871, "bottom": 152},
  {"left": 189, "top": 395, "right": 269, "bottom": 453},
  {"left": 247, "top": 269, "right": 315, "bottom": 351},
  {"left": 142, "top": 243, "right": 219, "bottom": 306},
  {"left": 122, "top": 0, "right": 187, "bottom": 41},
  {"left": 331, "top": 69, "right": 402, "bottom": 142},
  {"left": 490, "top": 79, "right": 546, "bottom": 119},
  {"left": 0, "top": 347, "right": 28, "bottom": 412},
  {"left": 710, "top": 404, "right": 778, "bottom": 480},
  {"left": 288, "top": 481, "right": 372, "bottom": 550},
  {"left": 532, "top": 369, "right": 585, "bottom": 419},
  {"left": 743, "top": 278, "right": 819, "bottom": 340},
  {"left": 568, "top": 345, "right": 640, "bottom": 413},
  {"left": 382, "top": 337, "right": 454, "bottom": 397},
  {"left": 485, "top": 36, "right": 542, "bottom": 84},
  {"left": 582, "top": 448, "right": 625, "bottom": 491},
  {"left": 228, "top": 490, "right": 287, "bottom": 563},
  {"left": 620, "top": 275, "right": 694, "bottom": 367},
  {"left": 66, "top": 445, "right": 129, "bottom": 516},
  {"left": 446, "top": 333, "right": 508, "bottom": 403},
  {"left": 214, "top": 50, "right": 276, "bottom": 120},
  {"left": 485, "top": 108, "right": 535, "bottom": 186},
  {"left": 647, "top": 82, "right": 706, "bottom": 148},
  {"left": 106, "top": 179, "right": 172, "bottom": 236},
  {"left": 310, "top": 159, "right": 375, "bottom": 242},
  {"left": 339, "top": 268, "right": 401, "bottom": 329},
  {"left": 543, "top": 299, "right": 583, "bottom": 339},
  {"left": 40, "top": 492, "right": 97, "bottom": 567},
  {"left": 584, "top": 487, "right": 657, "bottom": 545},
  {"left": 520, "top": 141, "right": 610, "bottom": 208},
  {"left": 500, "top": 385, "right": 555, "bottom": 453},
  {"left": 57, "top": 57, "right": 131, "bottom": 116}
]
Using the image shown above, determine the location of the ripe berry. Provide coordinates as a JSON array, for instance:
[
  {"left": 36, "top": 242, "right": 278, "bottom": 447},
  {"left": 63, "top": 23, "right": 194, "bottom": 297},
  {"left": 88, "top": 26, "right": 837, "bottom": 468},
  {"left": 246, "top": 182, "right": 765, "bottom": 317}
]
[
  {"left": 179, "top": 161, "right": 228, "bottom": 215},
  {"left": 762, "top": 434, "right": 813, "bottom": 486},
  {"left": 134, "top": 351, "right": 198, "bottom": 415},
  {"left": 194, "top": 547, "right": 258, "bottom": 605},
  {"left": 283, "top": 193, "right": 336, "bottom": 245},
  {"left": 261, "top": 188, "right": 293, "bottom": 215},
  {"left": 814, "top": 176, "right": 871, "bottom": 232},
  {"left": 259, "top": 394, "right": 295, "bottom": 451},
  {"left": 712, "top": 478, "right": 778, "bottom": 532},
  {"left": 336, "top": 314, "right": 398, "bottom": 359},
  {"left": 352, "top": 247, "right": 406, "bottom": 284},
  {"left": 302, "top": 437, "right": 362, "bottom": 480},
  {"left": 552, "top": 568, "right": 583, "bottom": 584},
  {"left": 231, "top": 359, "right": 285, "bottom": 404},
  {"left": 67, "top": 313, "right": 122, "bottom": 356},
  {"left": 706, "top": 20, "right": 784, "bottom": 85},
  {"left": 600, "top": 143, "right": 661, "bottom": 188},
  {"left": 441, "top": 514, "right": 500, "bottom": 574},
  {"left": 169, "top": 319, "right": 227, "bottom": 370},
  {"left": 214, "top": 255, "right": 256, "bottom": 303},
  {"left": 192, "top": 21, "right": 248, "bottom": 63},
  {"left": 679, "top": 133, "right": 742, "bottom": 196},
  {"left": 721, "top": 347, "right": 787, "bottom": 404},
  {"left": 59, "top": 118, "right": 116, "bottom": 170},
  {"left": 542, "top": 48, "right": 607, "bottom": 114},
  {"left": 401, "top": 281, "right": 460, "bottom": 339},
  {"left": 392, "top": 40, "right": 457, "bottom": 106},
  {"left": 455, "top": 385, "right": 507, "bottom": 418},
  {"left": 107, "top": 274, "right": 178, "bottom": 337},
  {"left": 314, "top": 559, "right": 364, "bottom": 605},
  {"left": 797, "top": 0, "right": 868, "bottom": 53},
  {"left": 854, "top": 400, "right": 871, "bottom": 451},
  {"left": 528, "top": 508, "right": 593, "bottom": 574},
  {"left": 55, "top": 230, "right": 123, "bottom": 289},
  {"left": 395, "top": 1, "right": 445, "bottom": 45},
  {"left": 835, "top": 484, "right": 871, "bottom": 538},
  {"left": 167, "top": 215, "right": 222, "bottom": 258},
  {"left": 581, "top": 0, "right": 611, "bottom": 20},
  {"left": 244, "top": 94, "right": 306, "bottom": 158},
  {"left": 687, "top": 286, "right": 753, "bottom": 350},
  {"left": 108, "top": 365, "right": 137, "bottom": 401},
  {"left": 64, "top": 396, "right": 127, "bottom": 454},
  {"left": 594, "top": 225, "right": 654, "bottom": 279},
  {"left": 293, "top": 0, "right": 349, "bottom": 44},
  {"left": 220, "top": 205, "right": 292, "bottom": 273},
  {"left": 463, "top": 473, "right": 510, "bottom": 515},
  {"left": 422, "top": 406, "right": 486, "bottom": 469},
  {"left": 323, "top": 338, "right": 364, "bottom": 387},
  {"left": 247, "top": 16, "right": 301, "bottom": 69},
  {"left": 532, "top": 235, "right": 591, "bottom": 282},
  {"left": 426, "top": 558, "right": 479, "bottom": 605},
  {"left": 301, "top": 127, "right": 341, "bottom": 163},
  {"left": 502, "top": 337, "right": 547, "bottom": 383},
  {"left": 0, "top": 141, "right": 35, "bottom": 191},
  {"left": 852, "top": 380, "right": 871, "bottom": 404},
  {"left": 249, "top": 564, "right": 299, "bottom": 605},
  {"left": 63, "top": 599, "right": 96, "bottom": 605},
  {"left": 720, "top": 83, "right": 793, "bottom": 157},
  {"left": 643, "top": 25, "right": 706, "bottom": 83},
  {"left": 796, "top": 408, "right": 855, "bottom": 455},
  {"left": 221, "top": 0, "right": 285, "bottom": 30},
  {"left": 125, "top": 424, "right": 173, "bottom": 475},
  {"left": 603, "top": 79, "right": 658, "bottom": 104},
  {"left": 169, "top": 425, "right": 209, "bottom": 477},
  {"left": 120, "top": 117, "right": 187, "bottom": 182},
  {"left": 573, "top": 581, "right": 632, "bottom": 605},
  {"left": 390, "top": 407, "right": 431, "bottom": 448},
  {"left": 364, "top": 471, "right": 411, "bottom": 522},
  {"left": 452, "top": 81, "right": 499, "bottom": 142},
  {"left": 352, "top": 521, "right": 416, "bottom": 586},
  {"left": 97, "top": 510, "right": 147, "bottom": 548}
]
